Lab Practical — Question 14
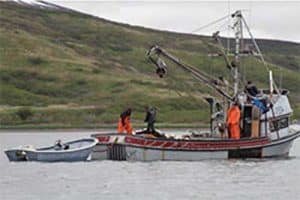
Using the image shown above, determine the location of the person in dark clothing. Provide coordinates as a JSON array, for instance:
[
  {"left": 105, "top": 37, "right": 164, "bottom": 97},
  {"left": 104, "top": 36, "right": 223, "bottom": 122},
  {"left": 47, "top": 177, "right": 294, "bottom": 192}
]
[
  {"left": 63, "top": 144, "right": 70, "bottom": 150},
  {"left": 245, "top": 81, "right": 259, "bottom": 97},
  {"left": 54, "top": 139, "right": 70, "bottom": 150},
  {"left": 144, "top": 106, "right": 156, "bottom": 133},
  {"left": 54, "top": 139, "right": 63, "bottom": 150}
]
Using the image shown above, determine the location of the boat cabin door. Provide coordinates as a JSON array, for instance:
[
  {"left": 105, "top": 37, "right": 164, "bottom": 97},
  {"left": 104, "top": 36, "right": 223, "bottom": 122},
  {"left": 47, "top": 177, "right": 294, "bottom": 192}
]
[{"left": 242, "top": 105, "right": 260, "bottom": 138}]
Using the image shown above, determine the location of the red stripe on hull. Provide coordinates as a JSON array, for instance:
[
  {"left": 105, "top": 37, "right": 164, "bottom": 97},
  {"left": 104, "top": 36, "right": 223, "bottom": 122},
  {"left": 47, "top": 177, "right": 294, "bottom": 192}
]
[
  {"left": 95, "top": 135, "right": 271, "bottom": 150},
  {"left": 97, "top": 136, "right": 110, "bottom": 143}
]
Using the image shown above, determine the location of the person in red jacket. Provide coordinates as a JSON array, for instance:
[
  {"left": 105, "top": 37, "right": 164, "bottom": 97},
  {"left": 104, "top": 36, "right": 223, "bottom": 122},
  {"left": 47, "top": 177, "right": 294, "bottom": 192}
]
[
  {"left": 226, "top": 102, "right": 241, "bottom": 139},
  {"left": 118, "top": 108, "right": 133, "bottom": 134}
]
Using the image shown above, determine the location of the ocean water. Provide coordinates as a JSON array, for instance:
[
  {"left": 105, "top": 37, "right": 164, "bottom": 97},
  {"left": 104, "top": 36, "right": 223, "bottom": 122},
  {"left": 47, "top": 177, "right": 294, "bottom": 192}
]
[{"left": 1, "top": 129, "right": 300, "bottom": 200}]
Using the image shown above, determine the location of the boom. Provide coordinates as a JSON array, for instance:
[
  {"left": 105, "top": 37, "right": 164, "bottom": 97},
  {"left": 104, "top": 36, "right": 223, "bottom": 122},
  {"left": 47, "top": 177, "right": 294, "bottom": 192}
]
[{"left": 147, "top": 45, "right": 234, "bottom": 101}]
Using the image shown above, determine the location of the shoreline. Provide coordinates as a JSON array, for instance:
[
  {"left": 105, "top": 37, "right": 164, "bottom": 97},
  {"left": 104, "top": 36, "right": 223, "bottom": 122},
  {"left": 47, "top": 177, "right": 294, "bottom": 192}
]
[
  {"left": 1, "top": 121, "right": 299, "bottom": 131},
  {"left": 0, "top": 123, "right": 209, "bottom": 131}
]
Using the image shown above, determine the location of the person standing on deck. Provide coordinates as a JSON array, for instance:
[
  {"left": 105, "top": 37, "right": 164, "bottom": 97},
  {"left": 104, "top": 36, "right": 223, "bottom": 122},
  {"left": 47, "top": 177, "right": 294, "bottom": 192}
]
[
  {"left": 245, "top": 81, "right": 259, "bottom": 97},
  {"left": 118, "top": 108, "right": 133, "bottom": 134},
  {"left": 226, "top": 102, "right": 241, "bottom": 139},
  {"left": 144, "top": 106, "right": 157, "bottom": 133}
]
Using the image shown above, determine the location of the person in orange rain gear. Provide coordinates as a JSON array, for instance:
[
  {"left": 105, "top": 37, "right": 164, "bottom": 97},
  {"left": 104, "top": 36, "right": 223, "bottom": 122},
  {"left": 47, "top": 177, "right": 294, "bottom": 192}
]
[
  {"left": 118, "top": 108, "right": 133, "bottom": 134},
  {"left": 226, "top": 102, "right": 241, "bottom": 139}
]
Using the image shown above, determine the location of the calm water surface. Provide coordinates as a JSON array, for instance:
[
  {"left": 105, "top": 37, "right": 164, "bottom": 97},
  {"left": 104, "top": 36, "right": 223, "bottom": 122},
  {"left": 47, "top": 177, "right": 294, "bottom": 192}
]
[{"left": 1, "top": 129, "right": 300, "bottom": 200}]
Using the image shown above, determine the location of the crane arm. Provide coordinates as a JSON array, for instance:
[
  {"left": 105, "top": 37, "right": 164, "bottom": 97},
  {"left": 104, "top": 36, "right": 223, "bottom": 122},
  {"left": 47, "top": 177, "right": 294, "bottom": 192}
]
[{"left": 147, "top": 45, "right": 234, "bottom": 101}]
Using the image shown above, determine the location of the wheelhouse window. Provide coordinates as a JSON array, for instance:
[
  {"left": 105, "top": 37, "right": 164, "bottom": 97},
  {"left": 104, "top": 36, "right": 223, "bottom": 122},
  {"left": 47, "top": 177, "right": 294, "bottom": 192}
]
[{"left": 270, "top": 117, "right": 289, "bottom": 132}]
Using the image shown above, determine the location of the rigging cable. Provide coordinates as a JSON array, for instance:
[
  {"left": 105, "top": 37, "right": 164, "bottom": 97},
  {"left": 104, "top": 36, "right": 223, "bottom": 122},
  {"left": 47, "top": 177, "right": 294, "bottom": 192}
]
[
  {"left": 241, "top": 16, "right": 280, "bottom": 94},
  {"left": 191, "top": 13, "right": 232, "bottom": 33},
  {"left": 227, "top": 0, "right": 231, "bottom": 53}
]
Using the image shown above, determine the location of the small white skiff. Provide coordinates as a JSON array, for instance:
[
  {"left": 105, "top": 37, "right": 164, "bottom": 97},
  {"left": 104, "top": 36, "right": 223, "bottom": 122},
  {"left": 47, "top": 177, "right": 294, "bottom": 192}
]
[{"left": 5, "top": 138, "right": 98, "bottom": 162}]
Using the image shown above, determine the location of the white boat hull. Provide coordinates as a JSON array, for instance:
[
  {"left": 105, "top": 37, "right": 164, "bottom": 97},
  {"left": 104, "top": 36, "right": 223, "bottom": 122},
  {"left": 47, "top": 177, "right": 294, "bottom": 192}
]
[
  {"left": 91, "top": 128, "right": 300, "bottom": 161},
  {"left": 5, "top": 138, "right": 98, "bottom": 162}
]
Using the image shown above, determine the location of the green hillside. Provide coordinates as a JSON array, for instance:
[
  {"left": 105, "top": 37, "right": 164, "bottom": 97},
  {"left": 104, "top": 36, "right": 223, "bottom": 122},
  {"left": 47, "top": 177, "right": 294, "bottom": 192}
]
[{"left": 0, "top": 1, "right": 299, "bottom": 128}]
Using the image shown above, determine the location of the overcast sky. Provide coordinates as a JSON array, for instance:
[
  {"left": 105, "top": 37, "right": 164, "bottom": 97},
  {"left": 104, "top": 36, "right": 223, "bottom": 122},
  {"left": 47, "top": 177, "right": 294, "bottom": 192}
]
[{"left": 48, "top": 0, "right": 300, "bottom": 43}]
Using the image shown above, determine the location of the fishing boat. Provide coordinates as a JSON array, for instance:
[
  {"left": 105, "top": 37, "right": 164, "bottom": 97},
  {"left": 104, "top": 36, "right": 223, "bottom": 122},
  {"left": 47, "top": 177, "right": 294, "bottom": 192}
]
[
  {"left": 91, "top": 10, "right": 300, "bottom": 161},
  {"left": 5, "top": 138, "right": 98, "bottom": 162}
]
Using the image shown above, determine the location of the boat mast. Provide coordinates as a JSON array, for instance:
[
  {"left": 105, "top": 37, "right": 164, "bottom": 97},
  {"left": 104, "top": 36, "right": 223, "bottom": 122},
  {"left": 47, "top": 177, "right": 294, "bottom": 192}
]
[{"left": 232, "top": 10, "right": 243, "bottom": 97}]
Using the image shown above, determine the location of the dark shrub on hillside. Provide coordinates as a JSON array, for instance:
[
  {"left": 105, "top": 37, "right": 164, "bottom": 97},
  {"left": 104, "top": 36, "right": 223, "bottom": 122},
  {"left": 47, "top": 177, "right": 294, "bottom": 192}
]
[
  {"left": 28, "top": 56, "right": 46, "bottom": 65},
  {"left": 76, "top": 79, "right": 87, "bottom": 85},
  {"left": 108, "top": 43, "right": 132, "bottom": 52},
  {"left": 92, "top": 68, "right": 101, "bottom": 74},
  {"left": 16, "top": 107, "right": 33, "bottom": 120}
]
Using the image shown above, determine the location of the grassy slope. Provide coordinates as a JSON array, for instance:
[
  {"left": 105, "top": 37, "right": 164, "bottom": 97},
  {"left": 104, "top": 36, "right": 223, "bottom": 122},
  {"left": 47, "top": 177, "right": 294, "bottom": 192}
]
[{"left": 0, "top": 2, "right": 299, "bottom": 128}]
